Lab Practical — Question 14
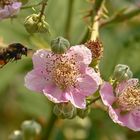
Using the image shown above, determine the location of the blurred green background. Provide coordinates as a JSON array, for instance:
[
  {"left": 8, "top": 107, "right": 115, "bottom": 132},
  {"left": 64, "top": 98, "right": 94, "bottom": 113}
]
[{"left": 0, "top": 0, "right": 140, "bottom": 139}]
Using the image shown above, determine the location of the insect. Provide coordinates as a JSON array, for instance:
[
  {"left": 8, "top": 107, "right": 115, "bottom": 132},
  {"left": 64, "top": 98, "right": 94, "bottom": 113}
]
[{"left": 0, "top": 43, "right": 30, "bottom": 67}]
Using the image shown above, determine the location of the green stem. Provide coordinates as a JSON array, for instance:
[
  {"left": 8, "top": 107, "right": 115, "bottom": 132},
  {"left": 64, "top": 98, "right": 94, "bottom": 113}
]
[
  {"left": 100, "top": 8, "right": 140, "bottom": 27},
  {"left": 41, "top": 111, "right": 57, "bottom": 140},
  {"left": 21, "top": 2, "right": 41, "bottom": 10},
  {"left": 86, "top": 96, "right": 101, "bottom": 107},
  {"left": 65, "top": 0, "right": 74, "bottom": 40},
  {"left": 38, "top": 1, "right": 48, "bottom": 22}
]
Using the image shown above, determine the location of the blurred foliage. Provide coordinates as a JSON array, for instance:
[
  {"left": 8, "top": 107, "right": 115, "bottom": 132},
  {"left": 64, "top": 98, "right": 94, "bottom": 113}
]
[{"left": 0, "top": 0, "right": 140, "bottom": 140}]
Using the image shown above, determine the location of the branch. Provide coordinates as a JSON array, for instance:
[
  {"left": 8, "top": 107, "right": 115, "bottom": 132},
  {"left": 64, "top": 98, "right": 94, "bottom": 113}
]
[
  {"left": 79, "top": 0, "right": 105, "bottom": 43},
  {"left": 90, "top": 0, "right": 105, "bottom": 41},
  {"left": 100, "top": 8, "right": 140, "bottom": 28}
]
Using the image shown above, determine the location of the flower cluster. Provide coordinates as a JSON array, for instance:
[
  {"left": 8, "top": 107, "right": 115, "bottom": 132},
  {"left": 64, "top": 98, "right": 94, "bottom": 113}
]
[{"left": 0, "top": 0, "right": 22, "bottom": 20}]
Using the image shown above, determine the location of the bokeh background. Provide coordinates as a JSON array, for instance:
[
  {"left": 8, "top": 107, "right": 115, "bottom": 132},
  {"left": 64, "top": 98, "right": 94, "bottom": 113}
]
[{"left": 0, "top": 0, "right": 140, "bottom": 139}]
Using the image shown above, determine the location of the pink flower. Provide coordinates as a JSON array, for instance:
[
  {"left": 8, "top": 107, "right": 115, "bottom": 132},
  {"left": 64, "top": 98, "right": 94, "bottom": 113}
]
[
  {"left": 0, "top": 1, "right": 22, "bottom": 20},
  {"left": 25, "top": 45, "right": 101, "bottom": 109},
  {"left": 100, "top": 79, "right": 140, "bottom": 131}
]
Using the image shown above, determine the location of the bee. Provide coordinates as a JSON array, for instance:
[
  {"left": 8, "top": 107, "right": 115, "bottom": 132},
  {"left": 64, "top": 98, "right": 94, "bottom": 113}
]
[{"left": 0, "top": 43, "right": 31, "bottom": 67}]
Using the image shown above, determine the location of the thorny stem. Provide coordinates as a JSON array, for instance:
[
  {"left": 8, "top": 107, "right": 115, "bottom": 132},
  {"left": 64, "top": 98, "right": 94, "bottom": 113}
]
[
  {"left": 90, "top": 0, "right": 105, "bottom": 41},
  {"left": 79, "top": 0, "right": 105, "bottom": 43},
  {"left": 65, "top": 0, "right": 74, "bottom": 40},
  {"left": 86, "top": 96, "right": 101, "bottom": 107}
]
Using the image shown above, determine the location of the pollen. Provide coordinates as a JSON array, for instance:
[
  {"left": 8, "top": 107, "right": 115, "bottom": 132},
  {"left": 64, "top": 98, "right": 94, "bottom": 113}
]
[
  {"left": 117, "top": 84, "right": 140, "bottom": 111},
  {"left": 52, "top": 58, "right": 79, "bottom": 90}
]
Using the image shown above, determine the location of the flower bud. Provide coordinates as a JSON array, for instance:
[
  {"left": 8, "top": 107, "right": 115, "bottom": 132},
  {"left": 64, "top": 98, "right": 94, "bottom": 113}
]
[
  {"left": 113, "top": 64, "right": 133, "bottom": 82},
  {"left": 9, "top": 130, "right": 23, "bottom": 140},
  {"left": 24, "top": 14, "right": 50, "bottom": 34},
  {"left": 77, "top": 107, "right": 91, "bottom": 119},
  {"left": 21, "top": 120, "right": 41, "bottom": 139},
  {"left": 51, "top": 36, "right": 70, "bottom": 54},
  {"left": 53, "top": 103, "right": 77, "bottom": 119}
]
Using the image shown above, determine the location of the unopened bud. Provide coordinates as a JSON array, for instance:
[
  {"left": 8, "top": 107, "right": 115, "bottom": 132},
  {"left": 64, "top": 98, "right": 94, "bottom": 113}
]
[
  {"left": 53, "top": 103, "right": 77, "bottom": 119},
  {"left": 113, "top": 64, "right": 133, "bottom": 82},
  {"left": 24, "top": 14, "right": 49, "bottom": 34},
  {"left": 9, "top": 130, "right": 23, "bottom": 140},
  {"left": 51, "top": 36, "right": 70, "bottom": 54},
  {"left": 21, "top": 120, "right": 41, "bottom": 139},
  {"left": 77, "top": 107, "right": 91, "bottom": 119}
]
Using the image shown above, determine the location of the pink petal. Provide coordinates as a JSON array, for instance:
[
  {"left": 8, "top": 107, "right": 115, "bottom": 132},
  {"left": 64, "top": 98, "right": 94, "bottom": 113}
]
[
  {"left": 0, "top": 2, "right": 21, "bottom": 20},
  {"left": 10, "top": 2, "right": 22, "bottom": 16},
  {"left": 109, "top": 108, "right": 140, "bottom": 131},
  {"left": 43, "top": 83, "right": 68, "bottom": 103},
  {"left": 76, "top": 70, "right": 100, "bottom": 96},
  {"left": 32, "top": 49, "right": 50, "bottom": 68},
  {"left": 124, "top": 109, "right": 140, "bottom": 131},
  {"left": 116, "top": 78, "right": 139, "bottom": 94},
  {"left": 65, "top": 89, "right": 86, "bottom": 109},
  {"left": 68, "top": 45, "right": 92, "bottom": 65},
  {"left": 25, "top": 68, "right": 48, "bottom": 92},
  {"left": 108, "top": 107, "right": 127, "bottom": 126},
  {"left": 100, "top": 82, "right": 116, "bottom": 106},
  {"left": 86, "top": 67, "right": 101, "bottom": 86}
]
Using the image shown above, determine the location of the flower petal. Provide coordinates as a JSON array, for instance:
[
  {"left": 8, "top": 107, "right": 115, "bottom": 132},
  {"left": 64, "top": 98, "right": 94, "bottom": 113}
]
[
  {"left": 25, "top": 68, "right": 47, "bottom": 92},
  {"left": 76, "top": 69, "right": 100, "bottom": 96},
  {"left": 9, "top": 2, "right": 22, "bottom": 16},
  {"left": 108, "top": 108, "right": 140, "bottom": 131},
  {"left": 124, "top": 109, "right": 140, "bottom": 131},
  {"left": 116, "top": 78, "right": 139, "bottom": 94},
  {"left": 43, "top": 83, "right": 68, "bottom": 103},
  {"left": 100, "top": 82, "right": 116, "bottom": 106},
  {"left": 65, "top": 89, "right": 86, "bottom": 109},
  {"left": 0, "top": 2, "right": 21, "bottom": 20},
  {"left": 68, "top": 45, "right": 92, "bottom": 65},
  {"left": 32, "top": 49, "right": 50, "bottom": 68}
]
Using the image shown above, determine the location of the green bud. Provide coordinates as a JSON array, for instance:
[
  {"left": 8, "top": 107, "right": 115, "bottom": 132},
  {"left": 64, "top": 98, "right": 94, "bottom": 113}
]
[
  {"left": 53, "top": 103, "right": 77, "bottom": 119},
  {"left": 9, "top": 130, "right": 23, "bottom": 140},
  {"left": 24, "top": 14, "right": 50, "bottom": 34},
  {"left": 21, "top": 120, "right": 41, "bottom": 140},
  {"left": 113, "top": 64, "right": 133, "bottom": 82},
  {"left": 51, "top": 36, "right": 70, "bottom": 54},
  {"left": 77, "top": 107, "right": 91, "bottom": 119}
]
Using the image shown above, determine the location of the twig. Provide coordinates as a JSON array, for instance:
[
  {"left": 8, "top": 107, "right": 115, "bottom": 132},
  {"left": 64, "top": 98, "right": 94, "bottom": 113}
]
[
  {"left": 100, "top": 8, "right": 140, "bottom": 28},
  {"left": 38, "top": 0, "right": 48, "bottom": 22},
  {"left": 21, "top": 2, "right": 42, "bottom": 10},
  {"left": 86, "top": 96, "right": 101, "bottom": 107}
]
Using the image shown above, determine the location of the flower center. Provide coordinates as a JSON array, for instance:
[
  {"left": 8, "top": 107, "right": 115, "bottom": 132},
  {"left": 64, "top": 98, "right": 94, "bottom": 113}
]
[
  {"left": 117, "top": 84, "right": 140, "bottom": 111},
  {"left": 52, "top": 60, "right": 79, "bottom": 90}
]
